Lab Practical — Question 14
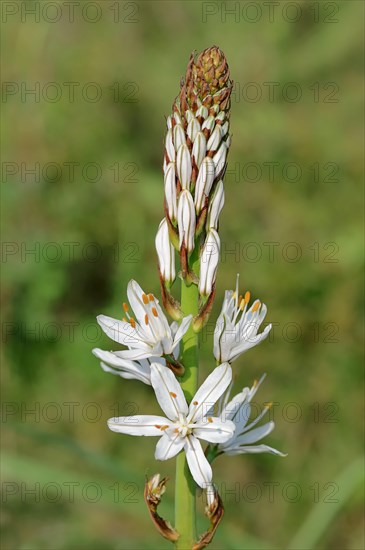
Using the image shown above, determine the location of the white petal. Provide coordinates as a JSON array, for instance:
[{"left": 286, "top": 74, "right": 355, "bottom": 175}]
[
  {"left": 225, "top": 444, "right": 287, "bottom": 457},
  {"left": 100, "top": 361, "right": 151, "bottom": 384},
  {"left": 97, "top": 314, "right": 149, "bottom": 348},
  {"left": 108, "top": 415, "right": 171, "bottom": 436},
  {"left": 155, "top": 433, "right": 185, "bottom": 460},
  {"left": 93, "top": 348, "right": 151, "bottom": 384},
  {"left": 194, "top": 417, "right": 235, "bottom": 443},
  {"left": 116, "top": 346, "right": 161, "bottom": 360},
  {"left": 150, "top": 362, "right": 188, "bottom": 420},
  {"left": 184, "top": 435, "right": 212, "bottom": 489},
  {"left": 235, "top": 421, "right": 275, "bottom": 445},
  {"left": 188, "top": 363, "right": 232, "bottom": 423},
  {"left": 172, "top": 315, "right": 193, "bottom": 346}
]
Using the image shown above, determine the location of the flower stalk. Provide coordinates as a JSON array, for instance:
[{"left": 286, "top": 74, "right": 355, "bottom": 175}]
[{"left": 93, "top": 45, "right": 286, "bottom": 550}]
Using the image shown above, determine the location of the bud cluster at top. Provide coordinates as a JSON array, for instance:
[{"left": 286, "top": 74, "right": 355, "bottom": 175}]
[{"left": 156, "top": 46, "right": 233, "bottom": 315}]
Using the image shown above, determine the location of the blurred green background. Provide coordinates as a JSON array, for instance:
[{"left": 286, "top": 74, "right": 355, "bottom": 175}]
[{"left": 1, "top": 1, "right": 364, "bottom": 549}]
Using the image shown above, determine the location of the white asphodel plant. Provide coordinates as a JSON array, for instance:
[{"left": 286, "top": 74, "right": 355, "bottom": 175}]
[{"left": 93, "top": 47, "right": 285, "bottom": 549}]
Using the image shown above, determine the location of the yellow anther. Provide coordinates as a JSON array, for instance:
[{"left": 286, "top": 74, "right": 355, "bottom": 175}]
[
  {"left": 160, "top": 425, "right": 169, "bottom": 431},
  {"left": 144, "top": 314, "right": 149, "bottom": 325},
  {"left": 152, "top": 307, "right": 158, "bottom": 317},
  {"left": 129, "top": 317, "right": 136, "bottom": 328},
  {"left": 207, "top": 417, "right": 213, "bottom": 423},
  {"left": 252, "top": 301, "right": 260, "bottom": 312},
  {"left": 122, "top": 317, "right": 127, "bottom": 323},
  {"left": 193, "top": 401, "right": 198, "bottom": 406},
  {"left": 148, "top": 293, "right": 155, "bottom": 302},
  {"left": 244, "top": 291, "right": 250, "bottom": 303},
  {"left": 155, "top": 424, "right": 161, "bottom": 429},
  {"left": 122, "top": 302, "right": 129, "bottom": 312},
  {"left": 142, "top": 293, "right": 149, "bottom": 304},
  {"left": 266, "top": 401, "right": 273, "bottom": 409},
  {"left": 170, "top": 392, "right": 177, "bottom": 398}
]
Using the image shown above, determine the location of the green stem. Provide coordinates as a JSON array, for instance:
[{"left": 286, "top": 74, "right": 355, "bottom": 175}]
[{"left": 175, "top": 269, "right": 200, "bottom": 549}]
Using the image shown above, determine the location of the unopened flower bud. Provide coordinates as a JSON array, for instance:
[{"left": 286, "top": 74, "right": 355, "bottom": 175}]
[
  {"left": 199, "top": 229, "right": 220, "bottom": 296},
  {"left": 165, "top": 129, "right": 175, "bottom": 162},
  {"left": 176, "top": 144, "right": 192, "bottom": 189},
  {"left": 177, "top": 190, "right": 196, "bottom": 253},
  {"left": 196, "top": 105, "right": 209, "bottom": 120},
  {"left": 202, "top": 115, "right": 215, "bottom": 133},
  {"left": 164, "top": 163, "right": 177, "bottom": 222},
  {"left": 213, "top": 142, "right": 227, "bottom": 177},
  {"left": 207, "top": 125, "right": 222, "bottom": 152},
  {"left": 155, "top": 219, "right": 176, "bottom": 284},
  {"left": 173, "top": 124, "right": 186, "bottom": 150},
  {"left": 207, "top": 180, "right": 225, "bottom": 229},
  {"left": 194, "top": 157, "right": 215, "bottom": 214},
  {"left": 187, "top": 117, "right": 200, "bottom": 142},
  {"left": 192, "top": 132, "right": 207, "bottom": 169}
]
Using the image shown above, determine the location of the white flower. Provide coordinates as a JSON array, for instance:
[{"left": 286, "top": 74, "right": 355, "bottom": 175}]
[
  {"left": 207, "top": 180, "right": 225, "bottom": 230},
  {"left": 108, "top": 362, "right": 235, "bottom": 488},
  {"left": 177, "top": 189, "right": 196, "bottom": 252},
  {"left": 214, "top": 275, "right": 272, "bottom": 364},
  {"left": 97, "top": 279, "right": 192, "bottom": 361},
  {"left": 155, "top": 219, "right": 175, "bottom": 284},
  {"left": 218, "top": 374, "right": 286, "bottom": 456},
  {"left": 199, "top": 229, "right": 220, "bottom": 296}
]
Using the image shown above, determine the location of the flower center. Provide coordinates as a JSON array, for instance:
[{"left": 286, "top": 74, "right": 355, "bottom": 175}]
[{"left": 174, "top": 415, "right": 193, "bottom": 438}]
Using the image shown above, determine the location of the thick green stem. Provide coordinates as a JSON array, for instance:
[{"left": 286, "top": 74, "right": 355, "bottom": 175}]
[{"left": 175, "top": 271, "right": 200, "bottom": 549}]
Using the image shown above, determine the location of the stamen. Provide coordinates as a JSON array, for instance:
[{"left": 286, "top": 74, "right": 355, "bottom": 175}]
[
  {"left": 122, "top": 317, "right": 127, "bottom": 323},
  {"left": 129, "top": 317, "right": 136, "bottom": 328},
  {"left": 148, "top": 293, "right": 155, "bottom": 302},
  {"left": 252, "top": 301, "right": 261, "bottom": 312},
  {"left": 193, "top": 401, "right": 198, "bottom": 406},
  {"left": 207, "top": 417, "right": 213, "bottom": 423},
  {"left": 155, "top": 425, "right": 161, "bottom": 429},
  {"left": 152, "top": 307, "right": 158, "bottom": 317},
  {"left": 244, "top": 291, "right": 250, "bottom": 303},
  {"left": 173, "top": 428, "right": 179, "bottom": 433},
  {"left": 144, "top": 314, "right": 149, "bottom": 325},
  {"left": 265, "top": 401, "right": 273, "bottom": 409},
  {"left": 122, "top": 302, "right": 129, "bottom": 312},
  {"left": 142, "top": 293, "right": 149, "bottom": 304},
  {"left": 160, "top": 425, "right": 169, "bottom": 431},
  {"left": 170, "top": 392, "right": 177, "bottom": 398}
]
